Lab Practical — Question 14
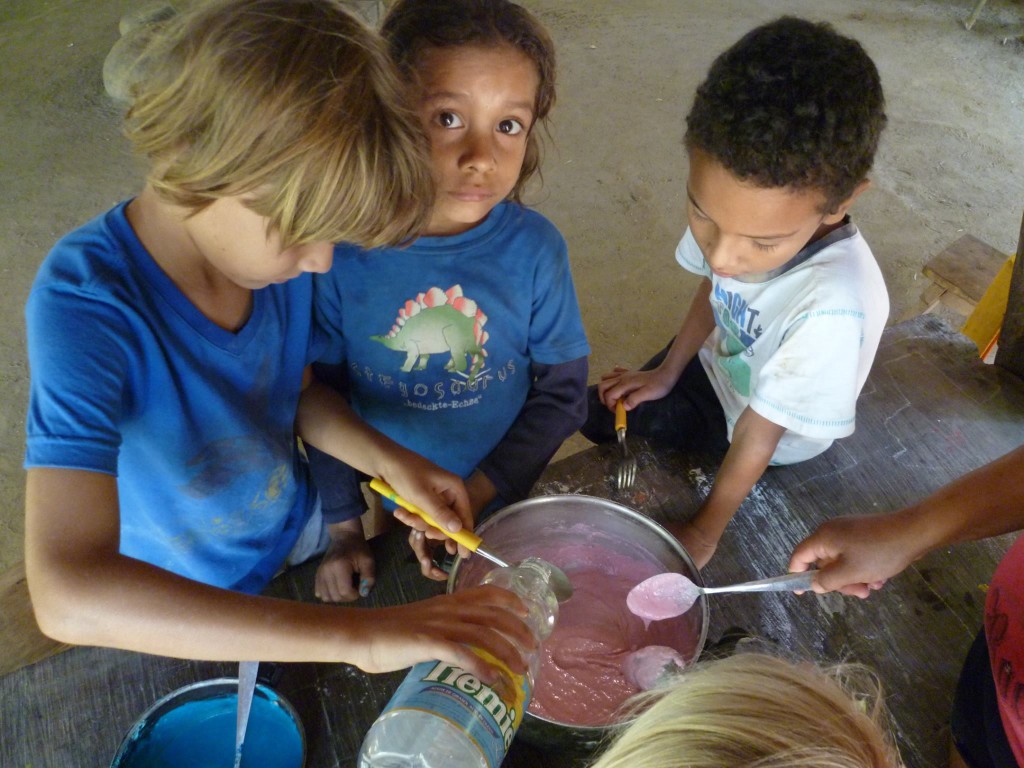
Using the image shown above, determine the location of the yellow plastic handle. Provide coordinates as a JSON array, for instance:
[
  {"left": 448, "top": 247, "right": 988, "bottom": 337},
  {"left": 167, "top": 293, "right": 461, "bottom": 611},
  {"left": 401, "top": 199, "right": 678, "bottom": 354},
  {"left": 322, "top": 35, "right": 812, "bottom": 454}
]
[
  {"left": 615, "top": 400, "right": 627, "bottom": 433},
  {"left": 368, "top": 478, "right": 482, "bottom": 552}
]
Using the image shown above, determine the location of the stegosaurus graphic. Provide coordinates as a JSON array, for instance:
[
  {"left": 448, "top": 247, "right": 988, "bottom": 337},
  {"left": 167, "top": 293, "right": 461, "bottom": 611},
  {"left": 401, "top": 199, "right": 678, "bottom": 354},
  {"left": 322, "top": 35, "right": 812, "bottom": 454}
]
[{"left": 371, "top": 285, "right": 489, "bottom": 382}]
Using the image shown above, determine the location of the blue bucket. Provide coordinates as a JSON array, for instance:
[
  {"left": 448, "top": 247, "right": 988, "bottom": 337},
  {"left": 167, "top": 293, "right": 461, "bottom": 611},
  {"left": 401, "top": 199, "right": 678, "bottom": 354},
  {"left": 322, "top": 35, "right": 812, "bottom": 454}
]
[{"left": 111, "top": 677, "right": 305, "bottom": 768}]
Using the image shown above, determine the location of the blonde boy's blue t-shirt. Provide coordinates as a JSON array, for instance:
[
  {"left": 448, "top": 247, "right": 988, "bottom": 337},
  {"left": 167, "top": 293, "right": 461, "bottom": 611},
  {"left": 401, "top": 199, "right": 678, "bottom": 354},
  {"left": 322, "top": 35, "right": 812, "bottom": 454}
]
[{"left": 24, "top": 202, "right": 320, "bottom": 593}]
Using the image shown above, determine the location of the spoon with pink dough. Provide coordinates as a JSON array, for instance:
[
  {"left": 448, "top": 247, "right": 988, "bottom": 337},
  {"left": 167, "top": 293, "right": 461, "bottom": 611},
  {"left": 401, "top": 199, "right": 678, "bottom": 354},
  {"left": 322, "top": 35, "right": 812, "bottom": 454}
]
[{"left": 627, "top": 570, "right": 817, "bottom": 621}]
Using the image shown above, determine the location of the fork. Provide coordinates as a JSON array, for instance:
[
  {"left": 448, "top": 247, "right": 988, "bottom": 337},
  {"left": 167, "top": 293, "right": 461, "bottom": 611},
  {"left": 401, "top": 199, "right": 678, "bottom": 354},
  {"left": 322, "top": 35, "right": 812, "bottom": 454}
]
[{"left": 614, "top": 400, "right": 637, "bottom": 490}]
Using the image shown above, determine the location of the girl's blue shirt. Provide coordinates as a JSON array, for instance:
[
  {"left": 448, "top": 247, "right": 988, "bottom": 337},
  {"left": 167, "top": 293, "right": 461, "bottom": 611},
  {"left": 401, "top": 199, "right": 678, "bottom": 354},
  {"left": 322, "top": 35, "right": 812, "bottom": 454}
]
[{"left": 314, "top": 201, "right": 589, "bottom": 490}]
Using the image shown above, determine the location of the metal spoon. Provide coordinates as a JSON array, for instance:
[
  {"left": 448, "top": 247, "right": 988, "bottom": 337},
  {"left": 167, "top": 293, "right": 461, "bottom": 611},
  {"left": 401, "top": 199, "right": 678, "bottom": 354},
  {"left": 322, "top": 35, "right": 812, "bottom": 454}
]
[
  {"left": 369, "top": 478, "right": 574, "bottom": 602},
  {"left": 627, "top": 570, "right": 816, "bottom": 621}
]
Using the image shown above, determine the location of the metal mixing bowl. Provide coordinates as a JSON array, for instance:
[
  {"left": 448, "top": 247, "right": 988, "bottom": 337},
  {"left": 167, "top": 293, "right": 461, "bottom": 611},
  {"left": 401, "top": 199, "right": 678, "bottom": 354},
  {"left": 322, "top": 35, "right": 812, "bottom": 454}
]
[{"left": 447, "top": 494, "right": 708, "bottom": 752}]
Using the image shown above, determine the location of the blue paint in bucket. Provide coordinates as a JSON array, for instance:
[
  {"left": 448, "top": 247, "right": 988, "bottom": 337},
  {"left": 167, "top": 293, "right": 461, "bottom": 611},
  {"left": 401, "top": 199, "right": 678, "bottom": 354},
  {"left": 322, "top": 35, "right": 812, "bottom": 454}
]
[{"left": 111, "top": 678, "right": 304, "bottom": 768}]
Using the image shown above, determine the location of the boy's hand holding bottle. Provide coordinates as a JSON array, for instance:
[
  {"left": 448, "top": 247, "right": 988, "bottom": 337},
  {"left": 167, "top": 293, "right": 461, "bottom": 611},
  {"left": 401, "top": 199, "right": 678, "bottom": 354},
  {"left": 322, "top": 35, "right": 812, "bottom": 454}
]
[{"left": 352, "top": 584, "right": 535, "bottom": 680}]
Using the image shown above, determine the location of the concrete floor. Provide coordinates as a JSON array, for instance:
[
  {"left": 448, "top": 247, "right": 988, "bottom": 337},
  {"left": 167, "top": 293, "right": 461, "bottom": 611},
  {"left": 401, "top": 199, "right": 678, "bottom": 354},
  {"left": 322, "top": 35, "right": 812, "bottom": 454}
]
[{"left": 2, "top": 0, "right": 1023, "bottom": 575}]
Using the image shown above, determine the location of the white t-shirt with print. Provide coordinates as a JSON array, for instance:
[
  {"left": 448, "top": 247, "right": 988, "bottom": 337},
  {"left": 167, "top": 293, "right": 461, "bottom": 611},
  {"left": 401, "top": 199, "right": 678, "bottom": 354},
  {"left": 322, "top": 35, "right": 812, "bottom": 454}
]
[{"left": 675, "top": 221, "right": 888, "bottom": 465}]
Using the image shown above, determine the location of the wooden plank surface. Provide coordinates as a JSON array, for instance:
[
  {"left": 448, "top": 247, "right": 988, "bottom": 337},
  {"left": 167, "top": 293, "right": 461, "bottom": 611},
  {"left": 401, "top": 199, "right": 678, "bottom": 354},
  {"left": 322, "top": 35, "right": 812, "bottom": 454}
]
[
  {"left": 922, "top": 233, "right": 1007, "bottom": 304},
  {"left": 3, "top": 314, "right": 1023, "bottom": 768}
]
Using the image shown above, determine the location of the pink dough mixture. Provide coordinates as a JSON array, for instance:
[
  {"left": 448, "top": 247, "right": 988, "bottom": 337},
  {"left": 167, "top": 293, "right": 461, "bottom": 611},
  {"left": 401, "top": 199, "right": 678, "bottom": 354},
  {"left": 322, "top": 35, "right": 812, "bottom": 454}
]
[{"left": 458, "top": 527, "right": 703, "bottom": 727}]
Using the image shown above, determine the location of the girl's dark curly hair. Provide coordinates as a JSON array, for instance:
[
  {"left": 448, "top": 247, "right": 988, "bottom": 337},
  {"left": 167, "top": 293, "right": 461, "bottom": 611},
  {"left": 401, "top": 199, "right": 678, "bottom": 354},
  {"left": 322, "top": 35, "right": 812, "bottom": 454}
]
[
  {"left": 381, "top": 0, "right": 556, "bottom": 203},
  {"left": 685, "top": 16, "right": 887, "bottom": 213}
]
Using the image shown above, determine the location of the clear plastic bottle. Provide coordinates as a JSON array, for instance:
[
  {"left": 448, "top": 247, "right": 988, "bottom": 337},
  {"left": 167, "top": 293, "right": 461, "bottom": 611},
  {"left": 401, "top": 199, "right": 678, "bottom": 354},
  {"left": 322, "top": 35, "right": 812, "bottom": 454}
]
[{"left": 357, "top": 558, "right": 559, "bottom": 768}]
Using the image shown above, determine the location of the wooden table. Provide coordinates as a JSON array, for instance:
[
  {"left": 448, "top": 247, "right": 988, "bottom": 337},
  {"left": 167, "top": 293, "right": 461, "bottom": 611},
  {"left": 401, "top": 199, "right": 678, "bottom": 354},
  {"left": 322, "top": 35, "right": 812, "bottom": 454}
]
[{"left": 4, "top": 314, "right": 1024, "bottom": 768}]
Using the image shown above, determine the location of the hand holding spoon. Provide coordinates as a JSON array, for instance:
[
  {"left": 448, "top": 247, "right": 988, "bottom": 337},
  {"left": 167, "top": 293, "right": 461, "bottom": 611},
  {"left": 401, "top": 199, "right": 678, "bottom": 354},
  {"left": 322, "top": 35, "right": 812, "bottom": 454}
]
[
  {"left": 369, "top": 478, "right": 574, "bottom": 602},
  {"left": 627, "top": 570, "right": 816, "bottom": 621}
]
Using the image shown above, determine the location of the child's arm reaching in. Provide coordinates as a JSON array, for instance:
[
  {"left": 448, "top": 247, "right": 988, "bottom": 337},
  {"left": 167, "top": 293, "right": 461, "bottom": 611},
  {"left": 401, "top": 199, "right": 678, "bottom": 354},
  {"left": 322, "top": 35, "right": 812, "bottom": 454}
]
[
  {"left": 668, "top": 406, "right": 786, "bottom": 568},
  {"left": 26, "top": 375, "right": 532, "bottom": 678},
  {"left": 789, "top": 444, "right": 1024, "bottom": 597},
  {"left": 25, "top": 467, "right": 533, "bottom": 681}
]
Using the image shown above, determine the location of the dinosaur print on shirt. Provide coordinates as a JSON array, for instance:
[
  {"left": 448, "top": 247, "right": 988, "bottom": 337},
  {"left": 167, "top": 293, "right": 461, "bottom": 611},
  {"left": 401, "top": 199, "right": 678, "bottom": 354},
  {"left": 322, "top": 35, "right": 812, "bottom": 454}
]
[{"left": 371, "top": 285, "right": 490, "bottom": 384}]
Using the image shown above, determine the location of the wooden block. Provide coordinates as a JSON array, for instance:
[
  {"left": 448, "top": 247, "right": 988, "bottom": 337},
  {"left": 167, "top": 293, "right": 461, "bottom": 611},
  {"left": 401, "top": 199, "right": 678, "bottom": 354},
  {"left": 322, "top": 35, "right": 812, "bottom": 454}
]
[
  {"left": 0, "top": 561, "right": 72, "bottom": 677},
  {"left": 923, "top": 234, "right": 1007, "bottom": 305},
  {"left": 919, "top": 282, "right": 946, "bottom": 314},
  {"left": 360, "top": 488, "right": 393, "bottom": 540},
  {"left": 942, "top": 291, "right": 980, "bottom": 316},
  {"left": 917, "top": 283, "right": 978, "bottom": 319}
]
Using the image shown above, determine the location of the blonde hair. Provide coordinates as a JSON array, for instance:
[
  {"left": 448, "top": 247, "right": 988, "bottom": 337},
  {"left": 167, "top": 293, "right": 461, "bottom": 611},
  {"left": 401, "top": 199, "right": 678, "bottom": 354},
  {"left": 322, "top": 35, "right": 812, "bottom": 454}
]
[
  {"left": 125, "top": 0, "right": 434, "bottom": 249},
  {"left": 591, "top": 654, "right": 903, "bottom": 768}
]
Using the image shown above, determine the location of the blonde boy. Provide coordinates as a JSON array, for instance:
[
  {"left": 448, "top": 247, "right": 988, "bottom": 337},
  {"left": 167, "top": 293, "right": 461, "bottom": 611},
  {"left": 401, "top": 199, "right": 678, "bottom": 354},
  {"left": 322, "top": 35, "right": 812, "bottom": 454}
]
[{"left": 24, "top": 0, "right": 531, "bottom": 680}]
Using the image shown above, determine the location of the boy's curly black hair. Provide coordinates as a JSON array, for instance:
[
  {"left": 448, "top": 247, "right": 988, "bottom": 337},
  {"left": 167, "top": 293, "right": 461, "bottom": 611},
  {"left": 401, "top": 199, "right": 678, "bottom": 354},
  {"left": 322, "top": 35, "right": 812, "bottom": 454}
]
[{"left": 685, "top": 16, "right": 886, "bottom": 213}]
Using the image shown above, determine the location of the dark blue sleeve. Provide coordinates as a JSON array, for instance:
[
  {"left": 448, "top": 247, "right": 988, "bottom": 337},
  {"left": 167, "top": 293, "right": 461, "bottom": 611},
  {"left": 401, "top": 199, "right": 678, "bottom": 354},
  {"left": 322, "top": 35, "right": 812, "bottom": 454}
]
[
  {"left": 306, "top": 445, "right": 367, "bottom": 524},
  {"left": 477, "top": 356, "right": 588, "bottom": 503},
  {"left": 304, "top": 362, "right": 367, "bottom": 524}
]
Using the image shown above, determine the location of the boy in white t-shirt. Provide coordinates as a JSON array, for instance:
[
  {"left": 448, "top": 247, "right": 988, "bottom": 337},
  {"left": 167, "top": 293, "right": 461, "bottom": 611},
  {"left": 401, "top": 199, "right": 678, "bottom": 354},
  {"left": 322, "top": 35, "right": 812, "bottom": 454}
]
[{"left": 583, "top": 16, "right": 889, "bottom": 569}]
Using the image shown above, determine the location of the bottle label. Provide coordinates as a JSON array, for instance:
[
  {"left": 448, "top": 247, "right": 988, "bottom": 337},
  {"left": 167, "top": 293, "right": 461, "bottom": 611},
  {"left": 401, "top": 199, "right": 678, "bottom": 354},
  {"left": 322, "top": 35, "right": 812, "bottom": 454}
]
[{"left": 380, "top": 652, "right": 530, "bottom": 768}]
